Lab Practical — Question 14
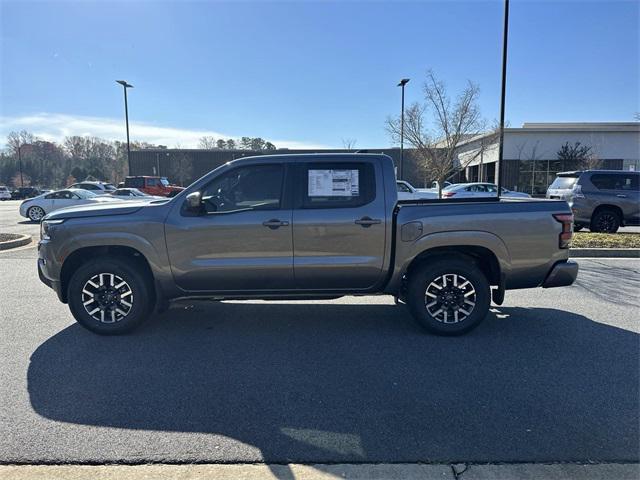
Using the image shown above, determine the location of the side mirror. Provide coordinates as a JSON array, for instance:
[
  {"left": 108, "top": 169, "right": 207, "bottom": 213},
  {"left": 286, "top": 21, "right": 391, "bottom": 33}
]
[{"left": 185, "top": 191, "right": 203, "bottom": 212}]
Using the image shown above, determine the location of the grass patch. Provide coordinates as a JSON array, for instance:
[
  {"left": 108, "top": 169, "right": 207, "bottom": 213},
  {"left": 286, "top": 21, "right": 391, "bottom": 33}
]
[{"left": 572, "top": 232, "right": 640, "bottom": 249}]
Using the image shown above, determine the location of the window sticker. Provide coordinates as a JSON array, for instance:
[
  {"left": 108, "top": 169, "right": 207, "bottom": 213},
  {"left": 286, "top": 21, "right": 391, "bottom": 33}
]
[{"left": 308, "top": 169, "right": 359, "bottom": 197}]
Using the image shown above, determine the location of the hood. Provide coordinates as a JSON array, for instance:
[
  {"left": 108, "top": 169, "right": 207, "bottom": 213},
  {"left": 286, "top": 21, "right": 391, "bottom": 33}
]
[{"left": 44, "top": 199, "right": 163, "bottom": 220}]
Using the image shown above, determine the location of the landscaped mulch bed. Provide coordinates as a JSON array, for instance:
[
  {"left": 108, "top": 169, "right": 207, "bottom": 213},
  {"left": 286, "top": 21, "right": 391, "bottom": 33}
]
[
  {"left": 572, "top": 232, "right": 640, "bottom": 249},
  {"left": 0, "top": 233, "right": 22, "bottom": 242}
]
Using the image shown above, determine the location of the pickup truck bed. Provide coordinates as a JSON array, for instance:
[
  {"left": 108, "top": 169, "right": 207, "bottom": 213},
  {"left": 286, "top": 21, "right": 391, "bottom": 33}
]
[{"left": 37, "top": 153, "right": 578, "bottom": 336}]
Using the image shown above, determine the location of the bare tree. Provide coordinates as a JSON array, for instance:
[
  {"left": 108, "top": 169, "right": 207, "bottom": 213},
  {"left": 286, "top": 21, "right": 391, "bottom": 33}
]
[
  {"left": 386, "top": 71, "right": 491, "bottom": 197},
  {"left": 342, "top": 138, "right": 357, "bottom": 151},
  {"left": 198, "top": 136, "right": 218, "bottom": 149},
  {"left": 7, "top": 130, "right": 35, "bottom": 155}
]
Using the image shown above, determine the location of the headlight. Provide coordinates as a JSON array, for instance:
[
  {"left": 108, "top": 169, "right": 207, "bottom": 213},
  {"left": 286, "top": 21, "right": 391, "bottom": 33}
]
[{"left": 40, "top": 219, "right": 65, "bottom": 240}]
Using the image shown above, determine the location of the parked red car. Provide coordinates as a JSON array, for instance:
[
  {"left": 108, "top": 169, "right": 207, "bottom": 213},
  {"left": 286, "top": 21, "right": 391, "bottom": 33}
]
[{"left": 123, "top": 176, "right": 184, "bottom": 197}]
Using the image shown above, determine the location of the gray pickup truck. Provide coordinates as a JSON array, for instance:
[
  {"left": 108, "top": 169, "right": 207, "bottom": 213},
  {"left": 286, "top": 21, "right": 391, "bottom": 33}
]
[{"left": 38, "top": 153, "right": 578, "bottom": 335}]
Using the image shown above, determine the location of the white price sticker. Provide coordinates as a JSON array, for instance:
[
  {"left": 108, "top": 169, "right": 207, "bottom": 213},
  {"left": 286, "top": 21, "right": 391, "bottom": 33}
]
[{"left": 308, "top": 169, "right": 360, "bottom": 197}]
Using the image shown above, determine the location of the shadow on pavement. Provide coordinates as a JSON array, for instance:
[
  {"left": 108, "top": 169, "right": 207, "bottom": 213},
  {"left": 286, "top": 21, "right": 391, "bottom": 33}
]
[{"left": 28, "top": 302, "right": 639, "bottom": 468}]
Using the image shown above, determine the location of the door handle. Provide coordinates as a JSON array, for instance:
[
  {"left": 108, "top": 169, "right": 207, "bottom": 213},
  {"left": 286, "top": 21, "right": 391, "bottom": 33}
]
[
  {"left": 355, "top": 216, "right": 382, "bottom": 227},
  {"left": 616, "top": 194, "right": 627, "bottom": 198},
  {"left": 262, "top": 219, "right": 289, "bottom": 229}
]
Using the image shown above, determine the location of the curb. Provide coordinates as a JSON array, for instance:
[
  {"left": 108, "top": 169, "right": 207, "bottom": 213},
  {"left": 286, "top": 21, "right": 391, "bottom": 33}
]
[
  {"left": 0, "top": 463, "right": 638, "bottom": 480},
  {"left": 570, "top": 248, "right": 640, "bottom": 258},
  {"left": 0, "top": 234, "right": 32, "bottom": 251}
]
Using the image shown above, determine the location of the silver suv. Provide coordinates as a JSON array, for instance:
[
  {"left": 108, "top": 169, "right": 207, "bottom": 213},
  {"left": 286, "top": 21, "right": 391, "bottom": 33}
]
[{"left": 547, "top": 170, "right": 640, "bottom": 233}]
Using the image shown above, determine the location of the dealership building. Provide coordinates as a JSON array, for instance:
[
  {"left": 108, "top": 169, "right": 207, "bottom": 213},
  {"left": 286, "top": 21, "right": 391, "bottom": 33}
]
[{"left": 130, "top": 122, "right": 639, "bottom": 195}]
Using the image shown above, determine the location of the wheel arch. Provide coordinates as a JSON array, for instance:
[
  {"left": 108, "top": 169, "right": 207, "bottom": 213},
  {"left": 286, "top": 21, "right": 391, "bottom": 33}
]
[
  {"left": 592, "top": 204, "right": 624, "bottom": 225},
  {"left": 405, "top": 245, "right": 502, "bottom": 287},
  {"left": 60, "top": 245, "right": 156, "bottom": 304}
]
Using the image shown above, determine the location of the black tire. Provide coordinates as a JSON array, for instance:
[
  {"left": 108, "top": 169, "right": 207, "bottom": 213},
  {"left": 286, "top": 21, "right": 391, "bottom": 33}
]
[
  {"left": 406, "top": 257, "right": 490, "bottom": 336},
  {"left": 67, "top": 257, "right": 153, "bottom": 335},
  {"left": 590, "top": 208, "right": 620, "bottom": 233},
  {"left": 573, "top": 224, "right": 584, "bottom": 232}
]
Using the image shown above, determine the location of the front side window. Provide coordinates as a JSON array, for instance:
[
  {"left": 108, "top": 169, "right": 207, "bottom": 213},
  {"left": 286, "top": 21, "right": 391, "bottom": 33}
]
[
  {"left": 160, "top": 178, "right": 170, "bottom": 186},
  {"left": 201, "top": 164, "right": 284, "bottom": 213},
  {"left": 302, "top": 163, "right": 374, "bottom": 208},
  {"left": 147, "top": 178, "right": 159, "bottom": 187}
]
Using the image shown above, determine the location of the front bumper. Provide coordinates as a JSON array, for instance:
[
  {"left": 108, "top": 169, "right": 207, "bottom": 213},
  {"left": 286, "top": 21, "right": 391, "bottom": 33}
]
[
  {"left": 542, "top": 260, "right": 579, "bottom": 288},
  {"left": 38, "top": 241, "right": 65, "bottom": 302}
]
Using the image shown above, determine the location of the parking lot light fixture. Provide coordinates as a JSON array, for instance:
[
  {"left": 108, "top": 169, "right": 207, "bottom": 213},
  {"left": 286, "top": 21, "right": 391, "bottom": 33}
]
[
  {"left": 116, "top": 80, "right": 134, "bottom": 175},
  {"left": 397, "top": 78, "right": 410, "bottom": 180}
]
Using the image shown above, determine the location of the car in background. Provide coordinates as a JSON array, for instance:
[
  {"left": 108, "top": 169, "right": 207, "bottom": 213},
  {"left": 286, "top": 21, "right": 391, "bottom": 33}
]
[
  {"left": 19, "top": 188, "right": 119, "bottom": 222},
  {"left": 109, "top": 188, "right": 164, "bottom": 200},
  {"left": 68, "top": 181, "right": 117, "bottom": 194},
  {"left": 123, "top": 176, "right": 184, "bottom": 197},
  {"left": 547, "top": 170, "right": 640, "bottom": 233},
  {"left": 11, "top": 186, "right": 41, "bottom": 200},
  {"left": 396, "top": 180, "right": 438, "bottom": 200},
  {"left": 442, "top": 183, "right": 531, "bottom": 199},
  {"left": 0, "top": 185, "right": 12, "bottom": 200}
]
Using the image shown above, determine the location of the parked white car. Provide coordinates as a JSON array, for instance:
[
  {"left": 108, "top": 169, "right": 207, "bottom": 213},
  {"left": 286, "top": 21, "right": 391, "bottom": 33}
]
[
  {"left": 19, "top": 188, "right": 119, "bottom": 222},
  {"left": 0, "top": 185, "right": 11, "bottom": 200},
  {"left": 109, "top": 188, "right": 164, "bottom": 200},
  {"left": 396, "top": 180, "right": 438, "bottom": 200},
  {"left": 442, "top": 183, "right": 531, "bottom": 199}
]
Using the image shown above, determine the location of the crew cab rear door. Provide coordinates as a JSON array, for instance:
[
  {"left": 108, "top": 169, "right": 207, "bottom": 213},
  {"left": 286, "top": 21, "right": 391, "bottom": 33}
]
[{"left": 292, "top": 160, "right": 387, "bottom": 290}]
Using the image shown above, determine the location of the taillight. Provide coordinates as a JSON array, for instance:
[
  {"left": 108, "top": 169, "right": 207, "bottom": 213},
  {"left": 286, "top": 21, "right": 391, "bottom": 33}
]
[
  {"left": 553, "top": 213, "right": 573, "bottom": 249},
  {"left": 443, "top": 191, "right": 456, "bottom": 198}
]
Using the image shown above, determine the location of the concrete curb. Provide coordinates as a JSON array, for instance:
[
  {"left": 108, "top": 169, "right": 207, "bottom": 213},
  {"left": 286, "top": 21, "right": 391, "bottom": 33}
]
[
  {"left": 0, "top": 463, "right": 638, "bottom": 480},
  {"left": 0, "top": 234, "right": 32, "bottom": 251},
  {"left": 570, "top": 248, "right": 640, "bottom": 258}
]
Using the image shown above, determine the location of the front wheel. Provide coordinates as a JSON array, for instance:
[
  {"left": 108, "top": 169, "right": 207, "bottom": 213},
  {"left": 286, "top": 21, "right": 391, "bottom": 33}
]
[
  {"left": 406, "top": 258, "right": 490, "bottom": 335},
  {"left": 67, "top": 257, "right": 153, "bottom": 335}
]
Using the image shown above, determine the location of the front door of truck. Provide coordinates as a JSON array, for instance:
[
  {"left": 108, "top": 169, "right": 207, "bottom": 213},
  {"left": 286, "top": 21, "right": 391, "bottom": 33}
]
[
  {"left": 165, "top": 163, "right": 294, "bottom": 292},
  {"left": 291, "top": 161, "right": 387, "bottom": 290}
]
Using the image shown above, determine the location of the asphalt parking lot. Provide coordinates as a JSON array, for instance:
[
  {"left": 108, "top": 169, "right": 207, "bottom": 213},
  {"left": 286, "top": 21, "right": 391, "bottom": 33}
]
[{"left": 0, "top": 200, "right": 638, "bottom": 466}]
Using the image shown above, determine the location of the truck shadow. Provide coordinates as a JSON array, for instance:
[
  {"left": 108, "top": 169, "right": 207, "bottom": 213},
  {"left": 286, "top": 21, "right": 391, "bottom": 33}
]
[{"left": 27, "top": 302, "right": 639, "bottom": 471}]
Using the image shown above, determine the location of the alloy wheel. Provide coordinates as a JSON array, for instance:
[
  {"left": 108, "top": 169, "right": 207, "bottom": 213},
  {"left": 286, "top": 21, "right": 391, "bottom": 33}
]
[
  {"left": 424, "top": 273, "right": 476, "bottom": 324},
  {"left": 28, "top": 206, "right": 45, "bottom": 222},
  {"left": 596, "top": 213, "right": 617, "bottom": 233},
  {"left": 81, "top": 273, "right": 134, "bottom": 323}
]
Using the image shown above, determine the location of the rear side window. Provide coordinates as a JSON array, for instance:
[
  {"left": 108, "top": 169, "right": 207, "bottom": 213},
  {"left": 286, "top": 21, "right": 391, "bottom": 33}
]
[
  {"left": 301, "top": 162, "right": 375, "bottom": 208},
  {"left": 549, "top": 175, "right": 578, "bottom": 189},
  {"left": 591, "top": 174, "right": 639, "bottom": 191}
]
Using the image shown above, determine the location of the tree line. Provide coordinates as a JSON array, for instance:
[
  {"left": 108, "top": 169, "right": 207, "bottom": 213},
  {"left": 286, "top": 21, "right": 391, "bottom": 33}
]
[{"left": 0, "top": 131, "right": 280, "bottom": 189}]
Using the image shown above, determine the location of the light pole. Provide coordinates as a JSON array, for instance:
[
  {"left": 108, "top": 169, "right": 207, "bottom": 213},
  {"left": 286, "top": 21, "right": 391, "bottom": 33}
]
[
  {"left": 496, "top": 0, "right": 509, "bottom": 197},
  {"left": 17, "top": 144, "right": 24, "bottom": 187},
  {"left": 397, "top": 78, "right": 410, "bottom": 179},
  {"left": 116, "top": 80, "right": 134, "bottom": 174}
]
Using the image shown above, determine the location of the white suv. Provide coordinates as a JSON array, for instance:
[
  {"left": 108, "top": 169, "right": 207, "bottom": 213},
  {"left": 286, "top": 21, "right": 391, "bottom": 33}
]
[{"left": 0, "top": 186, "right": 11, "bottom": 200}]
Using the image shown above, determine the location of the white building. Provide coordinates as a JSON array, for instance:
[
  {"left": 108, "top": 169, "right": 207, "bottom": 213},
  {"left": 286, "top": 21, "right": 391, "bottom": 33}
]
[{"left": 456, "top": 122, "right": 640, "bottom": 195}]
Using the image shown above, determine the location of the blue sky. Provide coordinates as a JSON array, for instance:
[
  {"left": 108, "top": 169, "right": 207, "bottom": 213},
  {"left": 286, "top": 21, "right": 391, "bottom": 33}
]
[{"left": 1, "top": 0, "right": 638, "bottom": 148}]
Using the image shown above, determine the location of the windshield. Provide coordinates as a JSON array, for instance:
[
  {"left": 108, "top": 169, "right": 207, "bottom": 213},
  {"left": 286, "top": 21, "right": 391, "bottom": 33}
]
[
  {"left": 104, "top": 183, "right": 116, "bottom": 191},
  {"left": 549, "top": 175, "right": 579, "bottom": 190},
  {"left": 160, "top": 178, "right": 170, "bottom": 186}
]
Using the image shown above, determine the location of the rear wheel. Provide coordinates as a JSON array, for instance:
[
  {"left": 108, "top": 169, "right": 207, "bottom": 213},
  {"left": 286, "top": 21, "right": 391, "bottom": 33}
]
[
  {"left": 27, "top": 205, "right": 45, "bottom": 222},
  {"left": 591, "top": 209, "right": 620, "bottom": 233},
  {"left": 573, "top": 224, "right": 584, "bottom": 232},
  {"left": 406, "top": 258, "right": 490, "bottom": 336},
  {"left": 68, "top": 257, "right": 153, "bottom": 335}
]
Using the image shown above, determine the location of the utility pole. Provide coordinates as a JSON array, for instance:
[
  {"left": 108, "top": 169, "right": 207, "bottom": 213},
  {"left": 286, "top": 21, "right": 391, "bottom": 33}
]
[{"left": 18, "top": 144, "right": 24, "bottom": 187}]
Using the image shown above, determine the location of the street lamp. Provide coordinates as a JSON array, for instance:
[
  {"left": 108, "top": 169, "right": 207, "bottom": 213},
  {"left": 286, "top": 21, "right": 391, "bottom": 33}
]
[
  {"left": 397, "top": 78, "right": 410, "bottom": 179},
  {"left": 496, "top": 0, "right": 510, "bottom": 197},
  {"left": 116, "top": 80, "right": 134, "bottom": 174},
  {"left": 17, "top": 144, "right": 24, "bottom": 187}
]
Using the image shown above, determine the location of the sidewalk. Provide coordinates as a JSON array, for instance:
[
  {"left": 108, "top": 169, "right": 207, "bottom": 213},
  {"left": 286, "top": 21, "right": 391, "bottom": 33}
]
[{"left": 1, "top": 463, "right": 638, "bottom": 480}]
